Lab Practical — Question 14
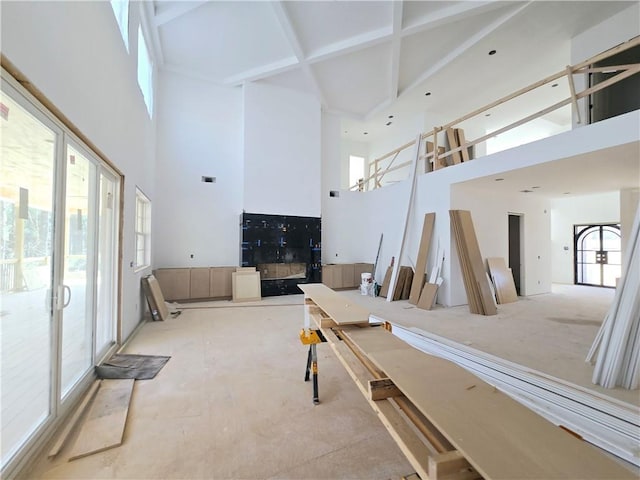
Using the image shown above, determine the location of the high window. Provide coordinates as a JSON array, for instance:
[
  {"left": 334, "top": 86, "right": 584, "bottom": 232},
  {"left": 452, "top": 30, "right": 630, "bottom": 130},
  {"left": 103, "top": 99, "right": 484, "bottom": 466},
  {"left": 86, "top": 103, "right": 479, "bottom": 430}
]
[
  {"left": 349, "top": 155, "right": 365, "bottom": 191},
  {"left": 137, "top": 26, "right": 154, "bottom": 116},
  {"left": 110, "top": 0, "right": 129, "bottom": 52},
  {"left": 135, "top": 188, "right": 151, "bottom": 270}
]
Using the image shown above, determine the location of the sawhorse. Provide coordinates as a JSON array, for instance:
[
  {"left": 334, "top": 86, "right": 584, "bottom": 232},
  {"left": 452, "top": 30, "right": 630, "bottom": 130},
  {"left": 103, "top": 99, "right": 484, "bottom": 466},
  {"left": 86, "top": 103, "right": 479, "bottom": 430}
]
[{"left": 300, "top": 329, "right": 326, "bottom": 404}]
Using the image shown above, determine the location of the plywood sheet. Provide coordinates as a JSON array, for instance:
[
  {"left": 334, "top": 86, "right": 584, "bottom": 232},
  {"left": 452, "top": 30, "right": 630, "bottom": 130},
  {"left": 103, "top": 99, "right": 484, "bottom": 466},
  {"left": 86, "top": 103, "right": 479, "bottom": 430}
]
[
  {"left": 141, "top": 275, "right": 169, "bottom": 321},
  {"left": 232, "top": 271, "right": 261, "bottom": 302},
  {"left": 446, "top": 128, "right": 462, "bottom": 165},
  {"left": 298, "top": 283, "right": 370, "bottom": 325},
  {"left": 68, "top": 379, "right": 134, "bottom": 461},
  {"left": 417, "top": 283, "right": 438, "bottom": 310},
  {"left": 379, "top": 266, "right": 393, "bottom": 298},
  {"left": 409, "top": 213, "right": 435, "bottom": 304},
  {"left": 366, "top": 346, "right": 635, "bottom": 480},
  {"left": 455, "top": 128, "right": 471, "bottom": 162},
  {"left": 487, "top": 257, "right": 518, "bottom": 304}
]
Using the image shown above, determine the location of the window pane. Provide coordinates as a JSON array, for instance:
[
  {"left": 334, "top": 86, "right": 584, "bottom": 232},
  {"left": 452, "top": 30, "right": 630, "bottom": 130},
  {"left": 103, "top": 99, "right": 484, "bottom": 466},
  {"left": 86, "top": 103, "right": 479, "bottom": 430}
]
[
  {"left": 110, "top": 0, "right": 129, "bottom": 51},
  {"left": 137, "top": 26, "right": 153, "bottom": 116}
]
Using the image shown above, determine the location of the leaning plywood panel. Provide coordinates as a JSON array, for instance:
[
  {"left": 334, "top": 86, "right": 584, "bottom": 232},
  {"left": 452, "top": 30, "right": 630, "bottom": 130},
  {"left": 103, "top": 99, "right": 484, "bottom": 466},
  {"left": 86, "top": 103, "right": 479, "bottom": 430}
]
[
  {"left": 487, "top": 257, "right": 518, "bottom": 304},
  {"left": 232, "top": 271, "right": 261, "bottom": 302},
  {"left": 409, "top": 213, "right": 436, "bottom": 305},
  {"left": 365, "top": 346, "right": 635, "bottom": 480},
  {"left": 379, "top": 266, "right": 393, "bottom": 298},
  {"left": 68, "top": 379, "right": 135, "bottom": 461},
  {"left": 455, "top": 128, "right": 471, "bottom": 162},
  {"left": 417, "top": 283, "right": 438, "bottom": 310},
  {"left": 141, "top": 275, "right": 169, "bottom": 321},
  {"left": 445, "top": 128, "right": 462, "bottom": 165}
]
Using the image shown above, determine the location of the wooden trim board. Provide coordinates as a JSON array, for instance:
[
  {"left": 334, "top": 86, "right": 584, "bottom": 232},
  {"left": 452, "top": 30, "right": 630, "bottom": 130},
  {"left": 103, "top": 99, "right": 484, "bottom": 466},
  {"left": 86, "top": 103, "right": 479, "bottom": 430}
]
[
  {"left": 68, "top": 379, "right": 134, "bottom": 461},
  {"left": 486, "top": 257, "right": 518, "bottom": 304},
  {"left": 417, "top": 283, "right": 438, "bottom": 310},
  {"left": 379, "top": 266, "right": 393, "bottom": 298},
  {"left": 141, "top": 275, "right": 169, "bottom": 321},
  {"left": 408, "top": 213, "right": 435, "bottom": 304}
]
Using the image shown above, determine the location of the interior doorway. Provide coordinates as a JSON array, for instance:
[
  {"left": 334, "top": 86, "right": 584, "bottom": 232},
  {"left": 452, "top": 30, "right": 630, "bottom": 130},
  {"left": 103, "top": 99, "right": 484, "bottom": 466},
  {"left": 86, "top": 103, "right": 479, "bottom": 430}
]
[
  {"left": 508, "top": 214, "right": 522, "bottom": 295},
  {"left": 574, "top": 224, "right": 621, "bottom": 288}
]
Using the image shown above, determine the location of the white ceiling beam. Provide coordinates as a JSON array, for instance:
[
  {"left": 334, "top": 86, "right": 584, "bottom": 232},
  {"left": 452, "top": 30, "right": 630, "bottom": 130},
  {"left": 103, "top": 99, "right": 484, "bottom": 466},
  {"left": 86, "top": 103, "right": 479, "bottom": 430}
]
[
  {"left": 305, "top": 26, "right": 393, "bottom": 64},
  {"left": 270, "top": 1, "right": 328, "bottom": 108},
  {"left": 222, "top": 56, "right": 300, "bottom": 85},
  {"left": 141, "top": 1, "right": 164, "bottom": 66},
  {"left": 154, "top": 1, "right": 208, "bottom": 27},
  {"left": 389, "top": 1, "right": 404, "bottom": 101},
  {"left": 400, "top": 2, "right": 532, "bottom": 98},
  {"left": 162, "top": 63, "right": 224, "bottom": 85},
  {"left": 401, "top": 1, "right": 515, "bottom": 38}
]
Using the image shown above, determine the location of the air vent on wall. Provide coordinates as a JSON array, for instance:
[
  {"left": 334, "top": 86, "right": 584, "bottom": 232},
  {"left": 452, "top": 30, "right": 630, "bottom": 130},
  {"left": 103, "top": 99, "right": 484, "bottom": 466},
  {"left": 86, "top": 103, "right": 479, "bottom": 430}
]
[{"left": 202, "top": 176, "right": 216, "bottom": 183}]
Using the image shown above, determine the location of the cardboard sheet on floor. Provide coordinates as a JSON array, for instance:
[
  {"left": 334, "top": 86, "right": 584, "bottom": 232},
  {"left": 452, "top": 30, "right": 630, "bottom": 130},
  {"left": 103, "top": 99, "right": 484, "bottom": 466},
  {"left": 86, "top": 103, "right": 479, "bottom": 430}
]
[{"left": 68, "top": 379, "right": 134, "bottom": 461}]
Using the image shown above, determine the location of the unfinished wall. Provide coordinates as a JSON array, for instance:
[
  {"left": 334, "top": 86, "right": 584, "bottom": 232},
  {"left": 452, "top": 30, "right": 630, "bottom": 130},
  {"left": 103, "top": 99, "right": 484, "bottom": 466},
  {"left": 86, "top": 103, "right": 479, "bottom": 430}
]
[
  {"left": 243, "top": 82, "right": 321, "bottom": 217},
  {"left": 1, "top": 1, "right": 156, "bottom": 340},
  {"left": 154, "top": 71, "right": 243, "bottom": 268},
  {"left": 550, "top": 192, "right": 620, "bottom": 285}
]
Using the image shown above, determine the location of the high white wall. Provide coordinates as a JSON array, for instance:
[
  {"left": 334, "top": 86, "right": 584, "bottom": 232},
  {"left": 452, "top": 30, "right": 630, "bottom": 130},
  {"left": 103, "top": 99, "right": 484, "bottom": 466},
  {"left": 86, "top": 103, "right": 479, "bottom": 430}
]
[
  {"left": 550, "top": 192, "right": 620, "bottom": 284},
  {"left": 1, "top": 1, "right": 156, "bottom": 340},
  {"left": 571, "top": 3, "right": 640, "bottom": 126},
  {"left": 154, "top": 71, "right": 243, "bottom": 268},
  {"left": 243, "top": 82, "right": 321, "bottom": 217}
]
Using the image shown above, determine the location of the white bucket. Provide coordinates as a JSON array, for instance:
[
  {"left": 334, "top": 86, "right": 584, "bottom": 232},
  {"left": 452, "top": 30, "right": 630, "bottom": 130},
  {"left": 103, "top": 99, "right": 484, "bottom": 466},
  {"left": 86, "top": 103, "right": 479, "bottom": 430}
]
[{"left": 360, "top": 273, "right": 372, "bottom": 295}]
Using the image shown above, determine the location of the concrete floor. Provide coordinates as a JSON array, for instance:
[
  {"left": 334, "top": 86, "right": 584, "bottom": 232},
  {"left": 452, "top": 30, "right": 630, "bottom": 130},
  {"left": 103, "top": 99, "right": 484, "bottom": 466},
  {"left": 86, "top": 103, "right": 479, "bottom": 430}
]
[
  {"left": 27, "top": 302, "right": 413, "bottom": 479},
  {"left": 26, "top": 283, "right": 639, "bottom": 478}
]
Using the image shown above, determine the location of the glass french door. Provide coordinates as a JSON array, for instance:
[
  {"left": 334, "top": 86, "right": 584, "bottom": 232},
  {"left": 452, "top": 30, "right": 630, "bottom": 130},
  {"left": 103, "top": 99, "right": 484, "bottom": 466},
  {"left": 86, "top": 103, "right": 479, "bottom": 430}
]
[
  {"left": 1, "top": 73, "right": 120, "bottom": 474},
  {"left": 574, "top": 224, "right": 622, "bottom": 288}
]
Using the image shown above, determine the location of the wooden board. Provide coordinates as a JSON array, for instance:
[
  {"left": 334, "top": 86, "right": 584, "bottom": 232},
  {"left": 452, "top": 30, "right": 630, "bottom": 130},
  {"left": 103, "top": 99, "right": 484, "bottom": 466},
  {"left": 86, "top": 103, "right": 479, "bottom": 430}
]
[
  {"left": 68, "top": 379, "right": 134, "bottom": 461},
  {"left": 409, "top": 213, "right": 436, "bottom": 304},
  {"left": 298, "top": 283, "right": 370, "bottom": 325},
  {"left": 450, "top": 210, "right": 497, "bottom": 316},
  {"left": 446, "top": 128, "right": 462, "bottom": 165},
  {"left": 141, "top": 275, "right": 169, "bottom": 321},
  {"left": 417, "top": 283, "right": 438, "bottom": 310},
  {"left": 455, "top": 128, "right": 471, "bottom": 162},
  {"left": 49, "top": 380, "right": 101, "bottom": 458},
  {"left": 189, "top": 268, "right": 210, "bottom": 299},
  {"left": 486, "top": 257, "right": 518, "bottom": 304},
  {"left": 358, "top": 333, "right": 635, "bottom": 479},
  {"left": 379, "top": 266, "right": 393, "bottom": 298},
  {"left": 232, "top": 271, "right": 261, "bottom": 302}
]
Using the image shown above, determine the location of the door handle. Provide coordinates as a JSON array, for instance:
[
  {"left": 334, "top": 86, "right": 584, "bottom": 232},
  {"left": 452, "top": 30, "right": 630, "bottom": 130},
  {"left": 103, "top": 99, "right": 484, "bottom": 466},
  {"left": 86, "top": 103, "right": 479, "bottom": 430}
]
[{"left": 57, "top": 285, "right": 72, "bottom": 309}]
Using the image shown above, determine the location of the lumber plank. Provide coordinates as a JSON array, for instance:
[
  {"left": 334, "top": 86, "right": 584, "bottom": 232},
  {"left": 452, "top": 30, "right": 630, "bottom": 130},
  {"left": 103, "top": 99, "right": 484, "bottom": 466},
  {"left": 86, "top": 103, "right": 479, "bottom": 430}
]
[
  {"left": 68, "top": 379, "right": 134, "bottom": 461},
  {"left": 428, "top": 450, "right": 472, "bottom": 479},
  {"left": 298, "top": 283, "right": 370, "bottom": 325},
  {"left": 369, "top": 378, "right": 402, "bottom": 401},
  {"left": 446, "top": 128, "right": 462, "bottom": 165},
  {"left": 409, "top": 213, "right": 436, "bottom": 304},
  {"left": 455, "top": 128, "right": 471, "bottom": 162},
  {"left": 48, "top": 380, "right": 101, "bottom": 458},
  {"left": 366, "top": 346, "right": 635, "bottom": 480},
  {"left": 380, "top": 266, "right": 393, "bottom": 298}
]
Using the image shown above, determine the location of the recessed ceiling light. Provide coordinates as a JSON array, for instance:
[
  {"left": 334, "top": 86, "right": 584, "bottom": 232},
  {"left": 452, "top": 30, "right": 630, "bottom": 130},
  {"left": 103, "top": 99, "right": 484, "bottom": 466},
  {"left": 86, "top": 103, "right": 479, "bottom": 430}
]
[
  {"left": 563, "top": 192, "right": 571, "bottom": 195},
  {"left": 488, "top": 49, "right": 497, "bottom": 55},
  {"left": 551, "top": 83, "right": 558, "bottom": 87},
  {"left": 495, "top": 178, "right": 504, "bottom": 182},
  {"left": 425, "top": 92, "right": 431, "bottom": 96},
  {"left": 386, "top": 121, "right": 392, "bottom": 126},
  {"left": 363, "top": 132, "right": 368, "bottom": 135},
  {"left": 485, "top": 113, "right": 491, "bottom": 117},
  {"left": 344, "top": 130, "right": 348, "bottom": 134},
  {"left": 532, "top": 186, "right": 541, "bottom": 189},
  {"left": 520, "top": 189, "right": 533, "bottom": 193},
  {"left": 388, "top": 115, "right": 394, "bottom": 119}
]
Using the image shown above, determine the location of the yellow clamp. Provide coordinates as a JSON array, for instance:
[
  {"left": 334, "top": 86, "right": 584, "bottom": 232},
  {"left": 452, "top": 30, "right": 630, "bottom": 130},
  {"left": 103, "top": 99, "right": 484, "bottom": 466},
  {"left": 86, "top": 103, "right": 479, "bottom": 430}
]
[{"left": 299, "top": 328, "right": 324, "bottom": 345}]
